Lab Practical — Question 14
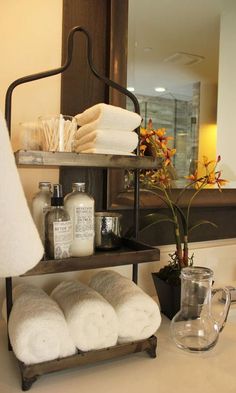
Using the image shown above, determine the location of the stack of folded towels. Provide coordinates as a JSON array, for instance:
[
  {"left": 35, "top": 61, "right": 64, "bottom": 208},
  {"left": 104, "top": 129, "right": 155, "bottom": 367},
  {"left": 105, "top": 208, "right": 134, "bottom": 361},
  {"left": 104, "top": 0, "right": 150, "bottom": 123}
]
[
  {"left": 73, "top": 103, "right": 142, "bottom": 155},
  {"left": 3, "top": 271, "right": 161, "bottom": 365}
]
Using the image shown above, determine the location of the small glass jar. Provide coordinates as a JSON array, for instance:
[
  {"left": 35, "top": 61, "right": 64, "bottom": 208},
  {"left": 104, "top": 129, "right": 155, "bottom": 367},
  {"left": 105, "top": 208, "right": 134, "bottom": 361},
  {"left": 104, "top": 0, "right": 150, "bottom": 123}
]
[
  {"left": 39, "top": 114, "right": 77, "bottom": 152},
  {"left": 18, "top": 121, "right": 42, "bottom": 150}
]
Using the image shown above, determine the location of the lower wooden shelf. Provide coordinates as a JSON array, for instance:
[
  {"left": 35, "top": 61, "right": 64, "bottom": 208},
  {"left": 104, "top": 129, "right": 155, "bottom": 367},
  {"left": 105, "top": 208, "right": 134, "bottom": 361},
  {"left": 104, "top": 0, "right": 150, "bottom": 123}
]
[
  {"left": 22, "top": 238, "right": 160, "bottom": 277},
  {"left": 18, "top": 335, "right": 157, "bottom": 391}
]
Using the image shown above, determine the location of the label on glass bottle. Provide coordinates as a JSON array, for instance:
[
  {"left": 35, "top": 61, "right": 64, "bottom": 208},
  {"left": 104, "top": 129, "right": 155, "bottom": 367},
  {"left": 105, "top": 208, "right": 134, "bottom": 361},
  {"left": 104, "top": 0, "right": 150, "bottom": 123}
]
[
  {"left": 74, "top": 206, "right": 94, "bottom": 240},
  {"left": 53, "top": 221, "right": 72, "bottom": 259}
]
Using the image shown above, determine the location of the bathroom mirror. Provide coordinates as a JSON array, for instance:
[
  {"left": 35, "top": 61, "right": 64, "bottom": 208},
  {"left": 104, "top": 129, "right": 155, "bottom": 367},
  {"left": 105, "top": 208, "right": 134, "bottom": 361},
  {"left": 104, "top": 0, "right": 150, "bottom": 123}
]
[
  {"left": 61, "top": 0, "right": 236, "bottom": 214},
  {"left": 109, "top": 0, "right": 236, "bottom": 209},
  {"left": 125, "top": 0, "right": 223, "bottom": 187}
]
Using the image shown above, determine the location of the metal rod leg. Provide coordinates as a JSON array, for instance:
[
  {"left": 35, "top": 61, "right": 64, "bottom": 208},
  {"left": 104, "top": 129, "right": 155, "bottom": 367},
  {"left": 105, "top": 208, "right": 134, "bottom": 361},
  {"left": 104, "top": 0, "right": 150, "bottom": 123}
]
[{"left": 5, "top": 277, "right": 13, "bottom": 350}]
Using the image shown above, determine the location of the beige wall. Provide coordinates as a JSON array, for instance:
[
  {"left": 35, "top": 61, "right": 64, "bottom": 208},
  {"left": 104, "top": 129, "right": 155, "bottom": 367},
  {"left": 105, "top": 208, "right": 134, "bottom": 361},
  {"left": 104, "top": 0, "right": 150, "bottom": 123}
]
[
  {"left": 0, "top": 0, "right": 62, "bottom": 204},
  {"left": 217, "top": 0, "right": 236, "bottom": 186}
]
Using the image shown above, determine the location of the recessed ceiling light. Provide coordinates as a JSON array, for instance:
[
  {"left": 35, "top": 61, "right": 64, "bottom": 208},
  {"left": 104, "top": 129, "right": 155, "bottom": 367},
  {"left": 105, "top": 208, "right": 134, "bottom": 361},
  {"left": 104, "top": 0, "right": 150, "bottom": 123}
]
[
  {"left": 155, "top": 87, "right": 166, "bottom": 92},
  {"left": 127, "top": 87, "right": 135, "bottom": 92}
]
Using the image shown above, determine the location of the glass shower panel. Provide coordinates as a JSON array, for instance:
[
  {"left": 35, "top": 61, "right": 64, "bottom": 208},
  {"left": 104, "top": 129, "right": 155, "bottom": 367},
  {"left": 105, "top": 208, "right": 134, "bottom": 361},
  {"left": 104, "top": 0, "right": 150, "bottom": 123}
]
[{"left": 126, "top": 83, "right": 199, "bottom": 187}]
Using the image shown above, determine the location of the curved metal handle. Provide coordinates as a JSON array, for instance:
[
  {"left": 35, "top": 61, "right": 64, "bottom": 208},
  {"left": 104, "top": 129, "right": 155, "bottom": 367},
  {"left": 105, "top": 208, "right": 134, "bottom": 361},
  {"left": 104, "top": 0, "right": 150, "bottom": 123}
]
[
  {"left": 212, "top": 287, "right": 231, "bottom": 332},
  {"left": 5, "top": 26, "right": 140, "bottom": 133}
]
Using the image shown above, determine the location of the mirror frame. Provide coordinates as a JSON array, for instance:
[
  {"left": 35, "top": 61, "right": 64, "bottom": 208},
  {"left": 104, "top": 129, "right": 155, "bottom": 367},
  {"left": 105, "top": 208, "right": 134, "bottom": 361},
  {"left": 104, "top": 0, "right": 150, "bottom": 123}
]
[{"left": 61, "top": 0, "right": 236, "bottom": 213}]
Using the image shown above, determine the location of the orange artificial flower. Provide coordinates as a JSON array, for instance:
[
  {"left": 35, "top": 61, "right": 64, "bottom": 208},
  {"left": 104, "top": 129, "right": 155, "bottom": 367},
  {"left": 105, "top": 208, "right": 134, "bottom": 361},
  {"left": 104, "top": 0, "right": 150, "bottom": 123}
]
[
  {"left": 214, "top": 171, "right": 228, "bottom": 191},
  {"left": 163, "top": 147, "right": 176, "bottom": 166}
]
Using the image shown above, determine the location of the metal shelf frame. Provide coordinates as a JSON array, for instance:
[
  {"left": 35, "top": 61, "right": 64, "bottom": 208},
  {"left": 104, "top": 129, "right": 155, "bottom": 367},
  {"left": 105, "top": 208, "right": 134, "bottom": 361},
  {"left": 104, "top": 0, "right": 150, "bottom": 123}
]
[{"left": 4, "top": 26, "right": 159, "bottom": 390}]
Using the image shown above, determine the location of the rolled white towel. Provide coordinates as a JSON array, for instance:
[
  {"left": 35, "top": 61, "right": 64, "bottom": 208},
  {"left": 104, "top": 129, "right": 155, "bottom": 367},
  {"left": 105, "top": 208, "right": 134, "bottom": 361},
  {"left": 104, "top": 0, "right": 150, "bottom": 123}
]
[
  {"left": 6, "top": 284, "right": 76, "bottom": 365},
  {"left": 75, "top": 103, "right": 141, "bottom": 130},
  {"left": 0, "top": 109, "right": 44, "bottom": 277},
  {"left": 89, "top": 270, "right": 162, "bottom": 343},
  {"left": 73, "top": 129, "right": 138, "bottom": 153},
  {"left": 51, "top": 280, "right": 118, "bottom": 351}
]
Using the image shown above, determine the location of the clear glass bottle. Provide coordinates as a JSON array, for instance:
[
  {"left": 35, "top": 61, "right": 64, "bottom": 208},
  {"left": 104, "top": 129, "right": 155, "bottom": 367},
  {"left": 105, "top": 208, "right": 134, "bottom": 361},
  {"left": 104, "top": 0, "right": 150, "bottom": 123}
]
[
  {"left": 64, "top": 182, "right": 95, "bottom": 256},
  {"left": 32, "top": 181, "right": 52, "bottom": 244},
  {"left": 170, "top": 266, "right": 231, "bottom": 352},
  {"left": 45, "top": 184, "right": 72, "bottom": 259}
]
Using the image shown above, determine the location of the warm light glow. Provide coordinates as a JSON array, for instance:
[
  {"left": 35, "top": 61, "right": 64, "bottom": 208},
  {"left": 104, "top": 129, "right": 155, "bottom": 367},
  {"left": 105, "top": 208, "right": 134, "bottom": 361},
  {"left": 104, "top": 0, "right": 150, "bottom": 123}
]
[
  {"left": 127, "top": 87, "right": 135, "bottom": 92},
  {"left": 154, "top": 87, "right": 166, "bottom": 92},
  {"left": 198, "top": 123, "right": 217, "bottom": 179}
]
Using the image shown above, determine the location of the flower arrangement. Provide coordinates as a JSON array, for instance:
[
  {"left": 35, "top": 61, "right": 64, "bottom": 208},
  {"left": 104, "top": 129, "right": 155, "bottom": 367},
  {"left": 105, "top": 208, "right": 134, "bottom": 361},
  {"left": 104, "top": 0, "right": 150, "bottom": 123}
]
[{"left": 140, "top": 119, "right": 227, "bottom": 284}]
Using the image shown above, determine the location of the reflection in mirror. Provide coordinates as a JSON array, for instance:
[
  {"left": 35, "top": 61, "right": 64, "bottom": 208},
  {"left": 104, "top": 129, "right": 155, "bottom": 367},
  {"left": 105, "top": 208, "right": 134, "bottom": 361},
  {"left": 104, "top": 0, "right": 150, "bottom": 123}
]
[
  {"left": 126, "top": 0, "right": 225, "bottom": 186},
  {"left": 127, "top": 83, "right": 200, "bottom": 185}
]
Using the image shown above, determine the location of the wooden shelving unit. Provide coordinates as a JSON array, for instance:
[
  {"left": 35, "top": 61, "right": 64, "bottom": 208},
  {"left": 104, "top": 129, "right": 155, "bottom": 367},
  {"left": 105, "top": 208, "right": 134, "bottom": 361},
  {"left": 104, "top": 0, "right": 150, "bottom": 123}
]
[
  {"left": 10, "top": 150, "right": 161, "bottom": 390},
  {"left": 5, "top": 26, "right": 161, "bottom": 391}
]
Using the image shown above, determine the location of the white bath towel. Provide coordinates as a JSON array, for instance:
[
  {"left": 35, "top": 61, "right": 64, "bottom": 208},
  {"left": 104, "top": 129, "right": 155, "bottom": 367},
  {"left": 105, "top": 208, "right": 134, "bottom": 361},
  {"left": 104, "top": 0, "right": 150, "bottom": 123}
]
[
  {"left": 74, "top": 129, "right": 138, "bottom": 152},
  {"left": 6, "top": 284, "right": 76, "bottom": 365},
  {"left": 89, "top": 270, "right": 162, "bottom": 343},
  {"left": 0, "top": 110, "right": 43, "bottom": 277},
  {"left": 51, "top": 280, "right": 118, "bottom": 351},
  {"left": 75, "top": 103, "right": 141, "bottom": 130}
]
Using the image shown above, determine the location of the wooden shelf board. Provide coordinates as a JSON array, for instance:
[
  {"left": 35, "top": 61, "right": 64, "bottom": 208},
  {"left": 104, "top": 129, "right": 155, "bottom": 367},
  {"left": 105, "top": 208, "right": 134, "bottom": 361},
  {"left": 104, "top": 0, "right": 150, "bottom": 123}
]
[
  {"left": 22, "top": 239, "right": 160, "bottom": 277},
  {"left": 15, "top": 150, "right": 161, "bottom": 169}
]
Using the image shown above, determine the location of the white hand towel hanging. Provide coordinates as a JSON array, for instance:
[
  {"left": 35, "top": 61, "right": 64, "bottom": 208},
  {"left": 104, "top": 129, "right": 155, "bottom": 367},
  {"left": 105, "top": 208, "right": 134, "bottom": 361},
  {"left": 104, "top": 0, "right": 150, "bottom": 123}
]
[{"left": 0, "top": 110, "right": 43, "bottom": 277}]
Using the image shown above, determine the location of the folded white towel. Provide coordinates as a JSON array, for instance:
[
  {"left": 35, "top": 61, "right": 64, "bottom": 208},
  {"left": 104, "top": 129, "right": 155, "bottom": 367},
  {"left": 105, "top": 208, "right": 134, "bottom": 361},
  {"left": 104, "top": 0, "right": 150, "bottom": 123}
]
[
  {"left": 0, "top": 110, "right": 43, "bottom": 277},
  {"left": 74, "top": 129, "right": 138, "bottom": 152},
  {"left": 75, "top": 103, "right": 142, "bottom": 131},
  {"left": 7, "top": 284, "right": 76, "bottom": 365},
  {"left": 76, "top": 148, "right": 135, "bottom": 156},
  {"left": 75, "top": 123, "right": 135, "bottom": 140},
  {"left": 51, "top": 280, "right": 118, "bottom": 351},
  {"left": 89, "top": 270, "right": 162, "bottom": 343},
  {"left": 75, "top": 129, "right": 138, "bottom": 151}
]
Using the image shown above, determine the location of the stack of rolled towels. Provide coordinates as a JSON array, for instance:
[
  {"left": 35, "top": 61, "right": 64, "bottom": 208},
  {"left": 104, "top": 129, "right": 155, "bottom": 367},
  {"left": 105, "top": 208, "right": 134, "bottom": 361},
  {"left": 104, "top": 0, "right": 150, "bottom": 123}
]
[
  {"left": 73, "top": 103, "right": 142, "bottom": 155},
  {"left": 3, "top": 271, "right": 161, "bottom": 365}
]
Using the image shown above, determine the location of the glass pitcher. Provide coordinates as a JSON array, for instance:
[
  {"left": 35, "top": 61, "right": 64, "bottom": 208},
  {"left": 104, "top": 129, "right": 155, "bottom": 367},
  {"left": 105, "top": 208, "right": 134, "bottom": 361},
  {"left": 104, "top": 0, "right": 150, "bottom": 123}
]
[{"left": 170, "top": 266, "right": 231, "bottom": 352}]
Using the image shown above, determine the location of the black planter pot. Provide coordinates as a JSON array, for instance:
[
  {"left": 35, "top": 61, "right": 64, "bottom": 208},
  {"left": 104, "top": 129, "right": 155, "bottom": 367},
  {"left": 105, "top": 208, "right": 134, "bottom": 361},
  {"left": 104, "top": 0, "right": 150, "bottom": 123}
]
[{"left": 152, "top": 273, "right": 181, "bottom": 320}]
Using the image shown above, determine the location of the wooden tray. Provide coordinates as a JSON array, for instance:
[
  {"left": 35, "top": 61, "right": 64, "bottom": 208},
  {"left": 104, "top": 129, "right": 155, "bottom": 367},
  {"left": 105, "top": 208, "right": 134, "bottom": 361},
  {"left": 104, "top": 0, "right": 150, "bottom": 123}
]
[
  {"left": 18, "top": 335, "right": 157, "bottom": 391},
  {"left": 22, "top": 238, "right": 160, "bottom": 277}
]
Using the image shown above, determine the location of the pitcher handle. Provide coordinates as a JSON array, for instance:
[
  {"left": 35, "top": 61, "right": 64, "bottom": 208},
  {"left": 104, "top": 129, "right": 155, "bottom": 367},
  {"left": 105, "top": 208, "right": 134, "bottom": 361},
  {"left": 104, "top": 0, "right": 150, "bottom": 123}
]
[{"left": 212, "top": 287, "right": 231, "bottom": 332}]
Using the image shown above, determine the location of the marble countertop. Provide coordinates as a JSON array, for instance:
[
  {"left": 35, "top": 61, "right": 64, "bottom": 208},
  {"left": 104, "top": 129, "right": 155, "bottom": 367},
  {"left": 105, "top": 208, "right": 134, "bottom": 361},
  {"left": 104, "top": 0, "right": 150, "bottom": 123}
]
[{"left": 1, "top": 304, "right": 236, "bottom": 393}]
